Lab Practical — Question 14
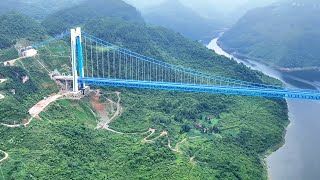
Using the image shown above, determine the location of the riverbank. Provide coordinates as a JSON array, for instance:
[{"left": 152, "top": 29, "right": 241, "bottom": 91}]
[
  {"left": 210, "top": 38, "right": 320, "bottom": 89},
  {"left": 216, "top": 41, "right": 320, "bottom": 73},
  {"left": 207, "top": 37, "right": 289, "bottom": 179},
  {"left": 208, "top": 36, "right": 320, "bottom": 180}
]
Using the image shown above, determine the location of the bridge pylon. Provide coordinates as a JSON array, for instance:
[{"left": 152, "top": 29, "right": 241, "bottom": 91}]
[{"left": 70, "top": 27, "right": 85, "bottom": 92}]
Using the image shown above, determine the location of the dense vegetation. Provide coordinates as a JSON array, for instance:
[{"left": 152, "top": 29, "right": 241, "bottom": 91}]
[
  {"left": 0, "top": 47, "right": 18, "bottom": 63},
  {"left": 0, "top": 13, "right": 46, "bottom": 49},
  {"left": 219, "top": 0, "right": 320, "bottom": 68},
  {"left": 0, "top": 0, "right": 289, "bottom": 179},
  {"left": 142, "top": 0, "right": 222, "bottom": 43},
  {"left": 0, "top": 91, "right": 288, "bottom": 179},
  {"left": 0, "top": 0, "right": 84, "bottom": 20},
  {"left": 0, "top": 58, "right": 58, "bottom": 123}
]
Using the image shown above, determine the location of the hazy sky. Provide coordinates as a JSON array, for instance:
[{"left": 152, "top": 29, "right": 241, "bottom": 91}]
[
  {"left": 124, "top": 0, "right": 276, "bottom": 13},
  {"left": 124, "top": 0, "right": 279, "bottom": 24},
  {"left": 125, "top": 0, "right": 245, "bottom": 10},
  {"left": 124, "top": 0, "right": 164, "bottom": 9}
]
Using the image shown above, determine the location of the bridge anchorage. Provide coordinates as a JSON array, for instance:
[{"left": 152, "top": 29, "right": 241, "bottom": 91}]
[{"left": 35, "top": 27, "right": 320, "bottom": 101}]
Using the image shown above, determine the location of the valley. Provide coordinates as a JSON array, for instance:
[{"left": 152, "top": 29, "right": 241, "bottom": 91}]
[{"left": 0, "top": 0, "right": 308, "bottom": 179}]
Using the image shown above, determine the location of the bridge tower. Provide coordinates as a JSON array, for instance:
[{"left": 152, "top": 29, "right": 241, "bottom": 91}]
[{"left": 70, "top": 27, "right": 85, "bottom": 92}]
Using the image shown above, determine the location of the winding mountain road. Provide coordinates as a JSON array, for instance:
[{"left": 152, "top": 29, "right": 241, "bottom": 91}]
[
  {"left": 29, "top": 94, "right": 62, "bottom": 119},
  {"left": 91, "top": 91, "right": 200, "bottom": 157},
  {"left": 0, "top": 150, "right": 8, "bottom": 163},
  {"left": 3, "top": 57, "right": 22, "bottom": 66},
  {"left": 94, "top": 91, "right": 124, "bottom": 132},
  {"left": 0, "top": 79, "right": 6, "bottom": 100},
  {"left": 1, "top": 93, "right": 63, "bottom": 128}
]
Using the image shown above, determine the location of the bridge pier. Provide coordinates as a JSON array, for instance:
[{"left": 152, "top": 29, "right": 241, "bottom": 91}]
[{"left": 52, "top": 75, "right": 91, "bottom": 96}]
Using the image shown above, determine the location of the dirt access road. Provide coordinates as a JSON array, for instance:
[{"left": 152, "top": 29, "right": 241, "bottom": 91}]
[
  {"left": 29, "top": 94, "right": 62, "bottom": 118},
  {"left": 0, "top": 79, "right": 7, "bottom": 100},
  {"left": 1, "top": 93, "right": 63, "bottom": 128},
  {"left": 91, "top": 91, "right": 193, "bottom": 153},
  {"left": 3, "top": 57, "right": 22, "bottom": 66},
  {"left": 0, "top": 150, "right": 9, "bottom": 163},
  {"left": 91, "top": 91, "right": 202, "bottom": 159},
  {"left": 94, "top": 91, "right": 123, "bottom": 130}
]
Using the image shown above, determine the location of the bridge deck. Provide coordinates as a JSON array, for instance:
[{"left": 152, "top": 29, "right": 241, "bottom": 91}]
[
  {"left": 78, "top": 77, "right": 320, "bottom": 101},
  {"left": 32, "top": 32, "right": 320, "bottom": 101},
  {"left": 53, "top": 76, "right": 74, "bottom": 81}
]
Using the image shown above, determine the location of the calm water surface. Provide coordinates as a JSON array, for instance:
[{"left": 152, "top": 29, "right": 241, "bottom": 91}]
[{"left": 207, "top": 38, "right": 320, "bottom": 180}]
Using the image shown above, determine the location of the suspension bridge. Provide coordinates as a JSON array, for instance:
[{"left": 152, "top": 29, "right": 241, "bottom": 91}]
[{"left": 26, "top": 27, "right": 320, "bottom": 101}]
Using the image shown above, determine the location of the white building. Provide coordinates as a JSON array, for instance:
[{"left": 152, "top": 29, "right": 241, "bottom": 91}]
[{"left": 20, "top": 46, "right": 37, "bottom": 57}]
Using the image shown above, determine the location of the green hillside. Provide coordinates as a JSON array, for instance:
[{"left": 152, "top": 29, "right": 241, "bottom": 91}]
[
  {"left": 0, "top": 0, "right": 84, "bottom": 20},
  {"left": 0, "top": 0, "right": 289, "bottom": 179},
  {"left": 0, "top": 13, "right": 46, "bottom": 49},
  {"left": 219, "top": 1, "right": 320, "bottom": 68}
]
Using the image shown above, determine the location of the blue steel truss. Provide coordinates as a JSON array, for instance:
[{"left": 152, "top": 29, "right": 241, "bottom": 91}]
[
  {"left": 82, "top": 32, "right": 284, "bottom": 90},
  {"left": 79, "top": 77, "right": 320, "bottom": 101}
]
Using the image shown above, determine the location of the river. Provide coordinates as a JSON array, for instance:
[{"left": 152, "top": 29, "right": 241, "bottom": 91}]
[{"left": 207, "top": 38, "right": 320, "bottom": 180}]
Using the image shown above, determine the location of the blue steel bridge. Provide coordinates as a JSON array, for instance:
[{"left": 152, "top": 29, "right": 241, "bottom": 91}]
[{"left": 31, "top": 28, "right": 320, "bottom": 101}]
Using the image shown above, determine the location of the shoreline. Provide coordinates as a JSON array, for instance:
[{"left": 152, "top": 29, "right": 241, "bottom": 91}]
[
  {"left": 207, "top": 37, "right": 291, "bottom": 179},
  {"left": 216, "top": 42, "right": 320, "bottom": 73}
]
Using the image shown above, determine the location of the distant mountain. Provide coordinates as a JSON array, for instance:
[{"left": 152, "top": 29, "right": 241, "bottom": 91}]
[
  {"left": 181, "top": 0, "right": 278, "bottom": 25},
  {"left": 219, "top": 0, "right": 320, "bottom": 68},
  {"left": 42, "top": 0, "right": 144, "bottom": 35},
  {"left": 142, "top": 0, "right": 223, "bottom": 43},
  {"left": 0, "top": 0, "right": 84, "bottom": 20},
  {"left": 126, "top": 0, "right": 278, "bottom": 26}
]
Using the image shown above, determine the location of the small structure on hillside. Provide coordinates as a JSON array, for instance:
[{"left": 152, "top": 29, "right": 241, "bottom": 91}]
[{"left": 20, "top": 46, "right": 37, "bottom": 57}]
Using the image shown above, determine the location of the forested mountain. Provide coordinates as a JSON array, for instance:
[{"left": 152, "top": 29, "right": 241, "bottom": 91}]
[
  {"left": 0, "top": 13, "right": 46, "bottom": 49},
  {"left": 0, "top": 0, "right": 84, "bottom": 20},
  {"left": 0, "top": 0, "right": 288, "bottom": 179},
  {"left": 142, "top": 0, "right": 223, "bottom": 43},
  {"left": 219, "top": 0, "right": 320, "bottom": 68}
]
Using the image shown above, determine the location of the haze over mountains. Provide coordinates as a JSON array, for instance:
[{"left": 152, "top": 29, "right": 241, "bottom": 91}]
[
  {"left": 124, "top": 0, "right": 280, "bottom": 42},
  {"left": 125, "top": 0, "right": 278, "bottom": 24},
  {"left": 141, "top": 0, "right": 223, "bottom": 43},
  {"left": 219, "top": 0, "right": 320, "bottom": 68}
]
